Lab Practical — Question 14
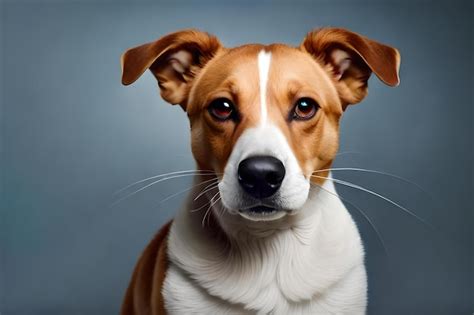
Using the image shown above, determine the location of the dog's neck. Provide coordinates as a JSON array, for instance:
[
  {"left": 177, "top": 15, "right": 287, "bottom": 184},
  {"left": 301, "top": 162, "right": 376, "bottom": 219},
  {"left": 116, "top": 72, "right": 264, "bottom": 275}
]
[{"left": 166, "top": 173, "right": 364, "bottom": 310}]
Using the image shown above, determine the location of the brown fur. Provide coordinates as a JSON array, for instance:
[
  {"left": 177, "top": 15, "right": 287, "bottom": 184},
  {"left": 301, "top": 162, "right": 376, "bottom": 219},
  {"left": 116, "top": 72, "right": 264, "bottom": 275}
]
[
  {"left": 121, "top": 30, "right": 222, "bottom": 109},
  {"left": 301, "top": 28, "right": 400, "bottom": 106},
  {"left": 186, "top": 44, "right": 341, "bottom": 185},
  {"left": 119, "top": 28, "right": 400, "bottom": 314},
  {"left": 120, "top": 221, "right": 172, "bottom": 315}
]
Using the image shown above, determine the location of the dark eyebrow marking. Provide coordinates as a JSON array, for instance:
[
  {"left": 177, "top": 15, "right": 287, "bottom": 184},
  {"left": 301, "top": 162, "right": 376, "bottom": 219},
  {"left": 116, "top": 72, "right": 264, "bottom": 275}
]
[{"left": 285, "top": 80, "right": 305, "bottom": 99}]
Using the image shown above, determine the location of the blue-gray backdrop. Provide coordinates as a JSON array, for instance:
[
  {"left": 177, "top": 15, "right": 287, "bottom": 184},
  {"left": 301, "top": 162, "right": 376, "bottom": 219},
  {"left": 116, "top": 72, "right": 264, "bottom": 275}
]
[{"left": 1, "top": 0, "right": 472, "bottom": 314}]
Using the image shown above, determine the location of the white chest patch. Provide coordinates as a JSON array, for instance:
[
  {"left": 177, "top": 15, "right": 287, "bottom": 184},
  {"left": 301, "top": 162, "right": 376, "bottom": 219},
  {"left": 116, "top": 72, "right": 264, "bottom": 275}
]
[{"left": 163, "top": 180, "right": 367, "bottom": 314}]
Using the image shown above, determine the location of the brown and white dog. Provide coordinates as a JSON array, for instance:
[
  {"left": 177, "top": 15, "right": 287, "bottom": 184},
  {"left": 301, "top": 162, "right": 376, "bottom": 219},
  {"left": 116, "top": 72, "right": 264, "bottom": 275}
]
[{"left": 119, "top": 28, "right": 400, "bottom": 314}]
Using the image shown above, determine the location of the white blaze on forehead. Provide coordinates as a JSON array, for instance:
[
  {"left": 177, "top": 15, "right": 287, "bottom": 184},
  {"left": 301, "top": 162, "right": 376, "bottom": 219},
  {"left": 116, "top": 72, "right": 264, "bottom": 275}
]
[{"left": 258, "top": 50, "right": 271, "bottom": 126}]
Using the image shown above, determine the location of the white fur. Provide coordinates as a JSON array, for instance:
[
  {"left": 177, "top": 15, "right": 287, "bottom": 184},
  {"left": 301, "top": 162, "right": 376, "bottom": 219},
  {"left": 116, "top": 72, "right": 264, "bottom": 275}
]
[
  {"left": 258, "top": 50, "right": 271, "bottom": 126},
  {"left": 162, "top": 50, "right": 367, "bottom": 314},
  {"left": 218, "top": 124, "right": 310, "bottom": 221},
  {"left": 163, "top": 179, "right": 367, "bottom": 314}
]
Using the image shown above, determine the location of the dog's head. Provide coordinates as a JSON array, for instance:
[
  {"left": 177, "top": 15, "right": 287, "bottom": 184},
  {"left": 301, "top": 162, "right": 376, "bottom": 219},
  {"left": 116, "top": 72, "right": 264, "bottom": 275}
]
[{"left": 121, "top": 28, "right": 400, "bottom": 222}]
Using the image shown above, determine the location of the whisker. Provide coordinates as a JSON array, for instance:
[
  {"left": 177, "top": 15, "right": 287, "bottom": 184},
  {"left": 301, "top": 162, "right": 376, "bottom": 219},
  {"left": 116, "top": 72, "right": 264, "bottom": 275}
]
[
  {"left": 155, "top": 178, "right": 219, "bottom": 206},
  {"left": 202, "top": 207, "right": 211, "bottom": 227},
  {"left": 311, "top": 167, "right": 430, "bottom": 197},
  {"left": 114, "top": 170, "right": 221, "bottom": 196},
  {"left": 310, "top": 175, "right": 434, "bottom": 229},
  {"left": 194, "top": 182, "right": 220, "bottom": 201},
  {"left": 111, "top": 173, "right": 215, "bottom": 207},
  {"left": 217, "top": 204, "right": 226, "bottom": 221},
  {"left": 335, "top": 151, "right": 364, "bottom": 157},
  {"left": 210, "top": 197, "right": 221, "bottom": 226},
  {"left": 310, "top": 183, "right": 388, "bottom": 257},
  {"left": 189, "top": 201, "right": 212, "bottom": 213},
  {"left": 191, "top": 191, "right": 220, "bottom": 213},
  {"left": 202, "top": 194, "right": 221, "bottom": 227}
]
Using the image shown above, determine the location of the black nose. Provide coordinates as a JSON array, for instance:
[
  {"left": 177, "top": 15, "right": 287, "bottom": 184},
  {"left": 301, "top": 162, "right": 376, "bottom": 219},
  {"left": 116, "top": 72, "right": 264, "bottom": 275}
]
[{"left": 237, "top": 156, "right": 286, "bottom": 199}]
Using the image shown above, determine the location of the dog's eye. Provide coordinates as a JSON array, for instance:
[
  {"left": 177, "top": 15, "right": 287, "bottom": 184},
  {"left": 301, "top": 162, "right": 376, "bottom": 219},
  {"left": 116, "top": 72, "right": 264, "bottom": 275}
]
[
  {"left": 208, "top": 98, "right": 235, "bottom": 121},
  {"left": 293, "top": 98, "right": 318, "bottom": 120}
]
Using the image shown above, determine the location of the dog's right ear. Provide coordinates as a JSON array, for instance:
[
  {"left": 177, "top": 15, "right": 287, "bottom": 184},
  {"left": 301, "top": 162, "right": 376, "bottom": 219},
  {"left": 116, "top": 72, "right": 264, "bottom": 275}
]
[
  {"left": 301, "top": 28, "right": 400, "bottom": 109},
  {"left": 121, "top": 29, "right": 222, "bottom": 110}
]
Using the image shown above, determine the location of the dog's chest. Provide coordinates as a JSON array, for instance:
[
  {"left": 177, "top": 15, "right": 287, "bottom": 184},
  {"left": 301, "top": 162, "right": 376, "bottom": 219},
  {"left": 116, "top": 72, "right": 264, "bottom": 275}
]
[
  {"left": 163, "top": 261, "right": 366, "bottom": 315},
  {"left": 165, "top": 232, "right": 305, "bottom": 313},
  {"left": 163, "top": 197, "right": 367, "bottom": 314}
]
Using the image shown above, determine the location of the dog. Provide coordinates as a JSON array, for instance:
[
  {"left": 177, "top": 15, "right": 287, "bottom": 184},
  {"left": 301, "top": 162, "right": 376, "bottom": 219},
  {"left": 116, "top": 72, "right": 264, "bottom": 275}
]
[{"left": 119, "top": 27, "right": 400, "bottom": 314}]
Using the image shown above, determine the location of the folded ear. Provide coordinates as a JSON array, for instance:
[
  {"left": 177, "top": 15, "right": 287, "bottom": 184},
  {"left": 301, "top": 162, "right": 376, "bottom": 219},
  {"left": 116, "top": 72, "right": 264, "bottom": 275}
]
[
  {"left": 121, "top": 29, "right": 222, "bottom": 110},
  {"left": 300, "top": 28, "right": 400, "bottom": 108}
]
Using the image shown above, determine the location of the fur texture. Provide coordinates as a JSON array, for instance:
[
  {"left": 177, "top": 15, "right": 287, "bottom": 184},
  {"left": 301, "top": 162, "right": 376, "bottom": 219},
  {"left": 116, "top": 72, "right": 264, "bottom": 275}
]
[
  {"left": 119, "top": 27, "right": 400, "bottom": 314},
  {"left": 164, "top": 177, "right": 366, "bottom": 314}
]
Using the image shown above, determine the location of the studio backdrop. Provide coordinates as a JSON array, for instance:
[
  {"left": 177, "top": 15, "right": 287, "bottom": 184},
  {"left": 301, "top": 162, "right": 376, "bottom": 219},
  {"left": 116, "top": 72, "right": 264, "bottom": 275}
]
[{"left": 1, "top": 1, "right": 472, "bottom": 314}]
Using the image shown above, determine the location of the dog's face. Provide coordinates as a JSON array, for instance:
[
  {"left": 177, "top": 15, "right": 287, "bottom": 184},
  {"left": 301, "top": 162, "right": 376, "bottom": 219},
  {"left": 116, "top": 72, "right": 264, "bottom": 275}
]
[
  {"left": 121, "top": 28, "right": 400, "bottom": 222},
  {"left": 187, "top": 45, "right": 343, "bottom": 221}
]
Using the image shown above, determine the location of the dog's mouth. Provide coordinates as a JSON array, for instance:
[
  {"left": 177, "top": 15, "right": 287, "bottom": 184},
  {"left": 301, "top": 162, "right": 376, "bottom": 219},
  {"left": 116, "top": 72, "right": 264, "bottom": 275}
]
[
  {"left": 238, "top": 205, "right": 287, "bottom": 221},
  {"left": 248, "top": 205, "right": 276, "bottom": 213}
]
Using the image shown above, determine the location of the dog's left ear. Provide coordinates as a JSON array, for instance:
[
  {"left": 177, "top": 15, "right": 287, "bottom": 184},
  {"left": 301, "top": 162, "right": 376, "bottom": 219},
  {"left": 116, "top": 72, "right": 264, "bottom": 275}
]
[
  {"left": 121, "top": 29, "right": 222, "bottom": 111},
  {"left": 301, "top": 28, "right": 400, "bottom": 108}
]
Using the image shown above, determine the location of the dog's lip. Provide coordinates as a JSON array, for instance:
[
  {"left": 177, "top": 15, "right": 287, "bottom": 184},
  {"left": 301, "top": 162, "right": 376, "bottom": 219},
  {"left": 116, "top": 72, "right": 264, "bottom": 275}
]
[
  {"left": 238, "top": 205, "right": 287, "bottom": 221},
  {"left": 244, "top": 205, "right": 277, "bottom": 214}
]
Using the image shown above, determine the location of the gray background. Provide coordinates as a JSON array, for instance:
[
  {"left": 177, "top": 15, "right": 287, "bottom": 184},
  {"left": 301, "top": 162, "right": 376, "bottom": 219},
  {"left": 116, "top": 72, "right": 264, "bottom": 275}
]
[{"left": 1, "top": 0, "right": 472, "bottom": 314}]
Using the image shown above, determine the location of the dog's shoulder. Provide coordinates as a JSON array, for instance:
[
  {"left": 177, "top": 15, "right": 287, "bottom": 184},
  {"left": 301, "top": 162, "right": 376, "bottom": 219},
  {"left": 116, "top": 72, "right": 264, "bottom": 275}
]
[{"left": 120, "top": 220, "right": 173, "bottom": 315}]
